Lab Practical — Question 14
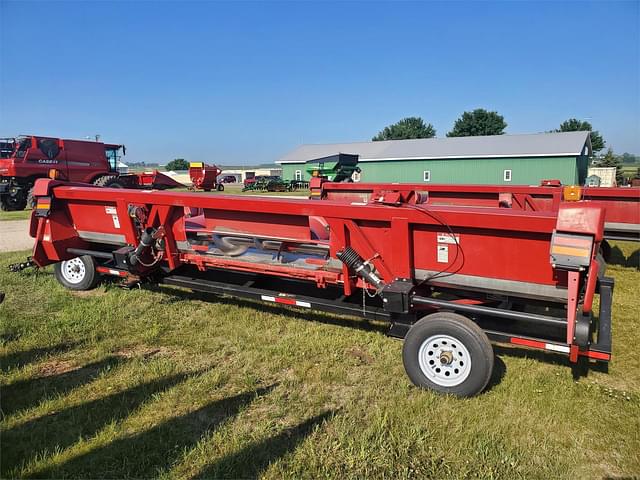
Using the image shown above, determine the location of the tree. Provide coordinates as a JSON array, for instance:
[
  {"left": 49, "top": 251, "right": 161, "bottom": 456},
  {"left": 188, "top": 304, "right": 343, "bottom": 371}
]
[
  {"left": 596, "top": 148, "right": 624, "bottom": 185},
  {"left": 166, "top": 158, "right": 189, "bottom": 171},
  {"left": 555, "top": 118, "right": 605, "bottom": 153},
  {"left": 621, "top": 152, "right": 637, "bottom": 164},
  {"left": 372, "top": 117, "right": 436, "bottom": 141},
  {"left": 446, "top": 109, "right": 507, "bottom": 137}
]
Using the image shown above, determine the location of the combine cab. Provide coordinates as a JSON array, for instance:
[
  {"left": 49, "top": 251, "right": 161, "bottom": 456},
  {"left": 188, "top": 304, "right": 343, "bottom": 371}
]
[{"left": 0, "top": 135, "right": 183, "bottom": 211}]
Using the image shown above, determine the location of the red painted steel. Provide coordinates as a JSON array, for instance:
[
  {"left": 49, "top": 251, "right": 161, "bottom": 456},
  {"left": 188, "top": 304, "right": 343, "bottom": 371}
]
[
  {"left": 27, "top": 179, "right": 610, "bottom": 363},
  {"left": 189, "top": 163, "right": 222, "bottom": 191},
  {"left": 0, "top": 136, "right": 123, "bottom": 184},
  {"left": 321, "top": 182, "right": 640, "bottom": 238}
]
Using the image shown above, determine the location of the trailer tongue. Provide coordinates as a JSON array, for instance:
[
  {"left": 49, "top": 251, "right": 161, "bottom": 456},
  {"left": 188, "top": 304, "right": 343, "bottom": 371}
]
[{"left": 24, "top": 178, "right": 614, "bottom": 396}]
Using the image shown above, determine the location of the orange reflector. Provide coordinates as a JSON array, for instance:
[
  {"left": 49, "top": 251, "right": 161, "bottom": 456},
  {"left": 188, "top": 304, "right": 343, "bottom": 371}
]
[
  {"left": 190, "top": 162, "right": 203, "bottom": 168},
  {"left": 48, "top": 169, "right": 59, "bottom": 179},
  {"left": 563, "top": 185, "right": 582, "bottom": 201},
  {"left": 551, "top": 245, "right": 590, "bottom": 258}
]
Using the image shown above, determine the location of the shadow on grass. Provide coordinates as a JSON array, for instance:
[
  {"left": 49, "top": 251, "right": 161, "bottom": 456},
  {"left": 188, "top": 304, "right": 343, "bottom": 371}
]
[
  {"left": 608, "top": 245, "right": 640, "bottom": 269},
  {"left": 33, "top": 384, "right": 277, "bottom": 479},
  {"left": 150, "top": 285, "right": 388, "bottom": 335},
  {"left": 493, "top": 345, "right": 608, "bottom": 380},
  {"left": 0, "top": 341, "right": 81, "bottom": 372},
  {"left": 1, "top": 370, "right": 203, "bottom": 476},
  {"left": 485, "top": 356, "right": 506, "bottom": 393},
  {"left": 1, "top": 356, "right": 123, "bottom": 417},
  {"left": 194, "top": 410, "right": 335, "bottom": 479}
]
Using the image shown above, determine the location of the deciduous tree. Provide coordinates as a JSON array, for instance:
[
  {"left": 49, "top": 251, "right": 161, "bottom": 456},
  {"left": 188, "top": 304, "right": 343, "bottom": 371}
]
[
  {"left": 556, "top": 118, "right": 605, "bottom": 153},
  {"left": 166, "top": 158, "right": 189, "bottom": 171},
  {"left": 372, "top": 117, "right": 436, "bottom": 141},
  {"left": 446, "top": 109, "right": 507, "bottom": 137}
]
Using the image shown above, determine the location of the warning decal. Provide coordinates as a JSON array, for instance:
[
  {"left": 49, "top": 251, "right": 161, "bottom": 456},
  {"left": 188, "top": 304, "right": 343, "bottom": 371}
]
[
  {"left": 437, "top": 232, "right": 460, "bottom": 244},
  {"left": 437, "top": 245, "right": 449, "bottom": 263}
]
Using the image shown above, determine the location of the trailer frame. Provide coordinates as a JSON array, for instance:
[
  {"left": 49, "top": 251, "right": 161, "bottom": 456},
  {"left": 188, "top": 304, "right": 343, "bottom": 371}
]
[{"left": 20, "top": 179, "right": 616, "bottom": 396}]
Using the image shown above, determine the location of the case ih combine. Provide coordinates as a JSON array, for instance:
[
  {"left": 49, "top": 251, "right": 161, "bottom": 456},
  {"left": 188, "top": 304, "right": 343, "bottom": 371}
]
[
  {"left": 14, "top": 176, "right": 615, "bottom": 396},
  {"left": 0, "top": 135, "right": 183, "bottom": 211}
]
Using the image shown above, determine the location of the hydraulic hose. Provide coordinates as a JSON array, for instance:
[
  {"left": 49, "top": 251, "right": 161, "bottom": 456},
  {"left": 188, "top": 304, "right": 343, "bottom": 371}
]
[
  {"left": 336, "top": 246, "right": 384, "bottom": 289},
  {"left": 129, "top": 228, "right": 156, "bottom": 266}
]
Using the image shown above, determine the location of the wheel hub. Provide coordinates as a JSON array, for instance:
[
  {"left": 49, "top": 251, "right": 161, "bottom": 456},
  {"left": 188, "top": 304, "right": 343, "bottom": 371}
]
[
  {"left": 61, "top": 258, "right": 86, "bottom": 284},
  {"left": 439, "top": 351, "right": 453, "bottom": 365},
  {"left": 418, "top": 334, "right": 472, "bottom": 387}
]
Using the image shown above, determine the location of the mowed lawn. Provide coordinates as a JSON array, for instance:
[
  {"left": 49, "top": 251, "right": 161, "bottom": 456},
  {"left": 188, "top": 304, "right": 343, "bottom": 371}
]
[
  {"left": 0, "top": 210, "right": 31, "bottom": 222},
  {"left": 0, "top": 242, "right": 638, "bottom": 479}
]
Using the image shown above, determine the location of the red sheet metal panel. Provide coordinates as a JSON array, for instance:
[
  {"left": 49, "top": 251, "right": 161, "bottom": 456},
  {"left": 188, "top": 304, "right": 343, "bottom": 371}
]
[{"left": 322, "top": 182, "right": 640, "bottom": 232}]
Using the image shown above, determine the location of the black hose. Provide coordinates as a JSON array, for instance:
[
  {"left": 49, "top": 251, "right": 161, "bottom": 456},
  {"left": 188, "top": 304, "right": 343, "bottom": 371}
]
[
  {"left": 129, "top": 228, "right": 155, "bottom": 266},
  {"left": 336, "top": 247, "right": 384, "bottom": 288}
]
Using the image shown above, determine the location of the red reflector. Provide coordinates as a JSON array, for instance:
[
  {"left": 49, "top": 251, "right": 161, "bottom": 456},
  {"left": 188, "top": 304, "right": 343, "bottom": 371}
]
[
  {"left": 275, "top": 297, "right": 297, "bottom": 306},
  {"left": 510, "top": 337, "right": 546, "bottom": 349},
  {"left": 579, "top": 350, "right": 611, "bottom": 361},
  {"left": 96, "top": 266, "right": 126, "bottom": 277}
]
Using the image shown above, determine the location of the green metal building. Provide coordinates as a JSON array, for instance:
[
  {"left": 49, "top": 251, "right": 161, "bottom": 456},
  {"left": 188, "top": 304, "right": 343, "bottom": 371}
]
[{"left": 277, "top": 131, "right": 592, "bottom": 185}]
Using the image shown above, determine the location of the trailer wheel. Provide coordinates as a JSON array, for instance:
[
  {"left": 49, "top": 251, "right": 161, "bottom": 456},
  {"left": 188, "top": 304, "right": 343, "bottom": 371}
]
[
  {"left": 54, "top": 256, "right": 99, "bottom": 291},
  {"left": 402, "top": 312, "right": 494, "bottom": 397},
  {"left": 217, "top": 183, "right": 224, "bottom": 191}
]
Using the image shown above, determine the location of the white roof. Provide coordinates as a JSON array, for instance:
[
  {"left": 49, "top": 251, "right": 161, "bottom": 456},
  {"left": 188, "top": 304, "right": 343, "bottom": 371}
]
[{"left": 277, "top": 131, "right": 592, "bottom": 164}]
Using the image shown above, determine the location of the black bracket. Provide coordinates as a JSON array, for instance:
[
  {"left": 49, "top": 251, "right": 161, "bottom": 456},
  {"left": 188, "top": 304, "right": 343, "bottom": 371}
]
[{"left": 381, "top": 279, "right": 414, "bottom": 313}]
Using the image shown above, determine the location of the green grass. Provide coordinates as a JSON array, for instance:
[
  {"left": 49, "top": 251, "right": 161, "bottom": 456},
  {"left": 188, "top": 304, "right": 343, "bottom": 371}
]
[
  {"left": 1, "top": 242, "right": 639, "bottom": 479},
  {"left": 0, "top": 209, "right": 31, "bottom": 221}
]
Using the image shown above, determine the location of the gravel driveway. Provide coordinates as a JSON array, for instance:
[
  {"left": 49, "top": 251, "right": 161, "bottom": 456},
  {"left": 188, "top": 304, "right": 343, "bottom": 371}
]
[{"left": 0, "top": 220, "right": 33, "bottom": 253}]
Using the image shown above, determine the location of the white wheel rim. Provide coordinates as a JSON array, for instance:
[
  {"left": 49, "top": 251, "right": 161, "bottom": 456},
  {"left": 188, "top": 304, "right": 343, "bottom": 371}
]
[
  {"left": 418, "top": 334, "right": 471, "bottom": 387},
  {"left": 60, "top": 257, "right": 86, "bottom": 284}
]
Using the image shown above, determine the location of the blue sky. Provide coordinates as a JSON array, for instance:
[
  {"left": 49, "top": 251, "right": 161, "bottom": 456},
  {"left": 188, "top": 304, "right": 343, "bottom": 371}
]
[{"left": 1, "top": 1, "right": 638, "bottom": 165}]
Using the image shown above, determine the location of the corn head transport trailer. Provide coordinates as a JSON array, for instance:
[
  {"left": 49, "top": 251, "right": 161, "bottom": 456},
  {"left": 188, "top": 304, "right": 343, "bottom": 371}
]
[
  {"left": 320, "top": 181, "right": 640, "bottom": 244},
  {"left": 18, "top": 179, "right": 615, "bottom": 396}
]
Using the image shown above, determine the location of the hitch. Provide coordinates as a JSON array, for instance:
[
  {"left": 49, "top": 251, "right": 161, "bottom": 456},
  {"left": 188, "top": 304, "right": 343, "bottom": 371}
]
[{"left": 8, "top": 257, "right": 36, "bottom": 273}]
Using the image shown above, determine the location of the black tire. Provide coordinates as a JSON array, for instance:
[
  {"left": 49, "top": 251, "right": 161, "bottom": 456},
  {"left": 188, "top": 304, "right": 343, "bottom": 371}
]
[
  {"left": 600, "top": 240, "right": 611, "bottom": 263},
  {"left": 54, "top": 256, "right": 100, "bottom": 291},
  {"left": 0, "top": 193, "right": 27, "bottom": 211},
  {"left": 402, "top": 312, "right": 494, "bottom": 397},
  {"left": 217, "top": 183, "right": 224, "bottom": 192},
  {"left": 26, "top": 187, "right": 36, "bottom": 210},
  {"left": 93, "top": 175, "right": 124, "bottom": 188}
]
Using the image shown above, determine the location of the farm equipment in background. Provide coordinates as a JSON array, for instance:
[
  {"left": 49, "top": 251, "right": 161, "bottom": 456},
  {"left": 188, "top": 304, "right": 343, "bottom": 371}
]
[
  {"left": 306, "top": 153, "right": 361, "bottom": 198},
  {"left": 188, "top": 162, "right": 224, "bottom": 191},
  {"left": 0, "top": 135, "right": 183, "bottom": 211},
  {"left": 18, "top": 178, "right": 615, "bottom": 397},
  {"left": 242, "top": 175, "right": 307, "bottom": 192}
]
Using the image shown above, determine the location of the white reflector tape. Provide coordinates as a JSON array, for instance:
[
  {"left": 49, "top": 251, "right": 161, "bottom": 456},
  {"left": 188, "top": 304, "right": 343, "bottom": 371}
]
[
  {"left": 260, "top": 295, "right": 311, "bottom": 308},
  {"left": 545, "top": 343, "right": 570, "bottom": 353}
]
